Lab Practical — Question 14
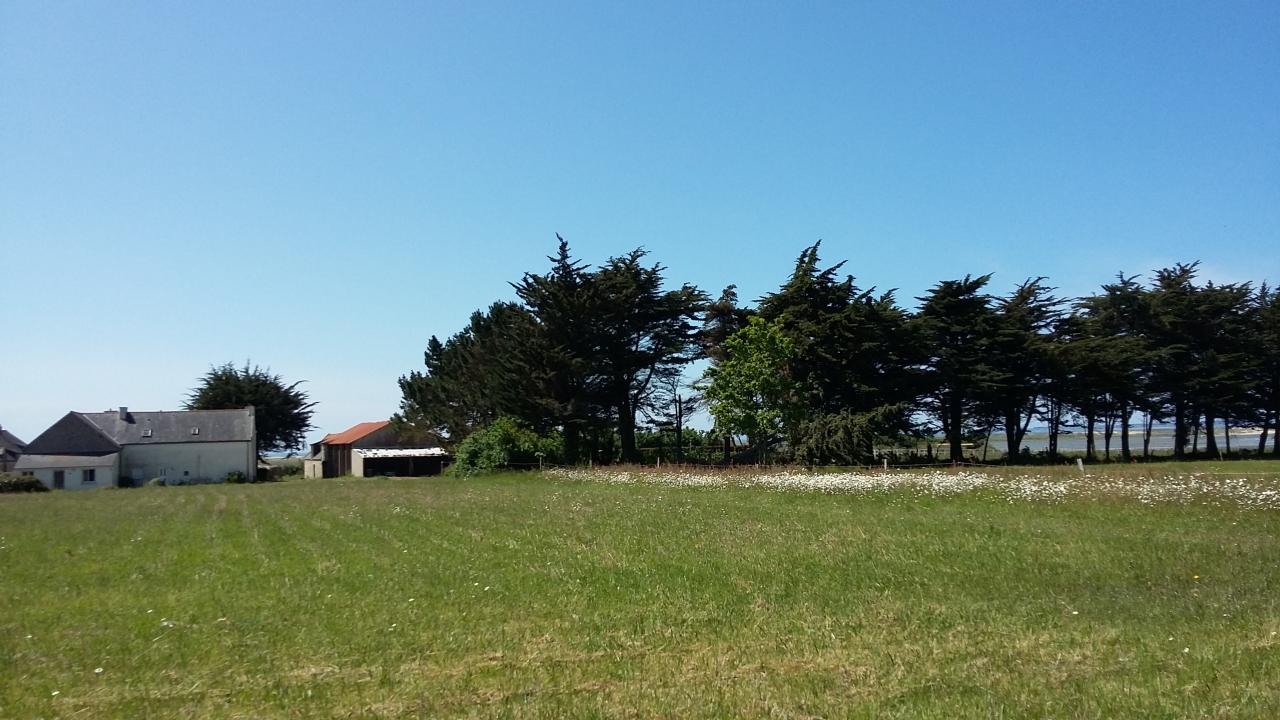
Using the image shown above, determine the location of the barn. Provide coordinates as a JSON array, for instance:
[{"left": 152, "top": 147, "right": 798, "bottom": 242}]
[{"left": 303, "top": 421, "right": 450, "bottom": 478}]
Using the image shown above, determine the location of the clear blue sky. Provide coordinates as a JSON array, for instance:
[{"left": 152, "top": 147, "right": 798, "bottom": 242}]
[{"left": 3, "top": 1, "right": 1277, "bottom": 445}]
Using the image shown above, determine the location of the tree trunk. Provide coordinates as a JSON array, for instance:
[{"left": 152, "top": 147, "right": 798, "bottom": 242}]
[
  {"left": 618, "top": 396, "right": 638, "bottom": 463},
  {"left": 1173, "top": 399, "right": 1187, "bottom": 459},
  {"left": 1143, "top": 411, "right": 1154, "bottom": 459},
  {"left": 1223, "top": 417, "right": 1232, "bottom": 455},
  {"left": 1086, "top": 412, "right": 1097, "bottom": 462},
  {"left": 948, "top": 392, "right": 963, "bottom": 463},
  {"left": 1120, "top": 402, "right": 1132, "bottom": 462},
  {"left": 564, "top": 425, "right": 580, "bottom": 466},
  {"left": 1204, "top": 413, "right": 1219, "bottom": 456},
  {"left": 674, "top": 395, "right": 684, "bottom": 465},
  {"left": 1103, "top": 413, "right": 1115, "bottom": 461},
  {"left": 1047, "top": 399, "right": 1061, "bottom": 460},
  {"left": 1260, "top": 410, "right": 1272, "bottom": 455},
  {"left": 1003, "top": 411, "right": 1019, "bottom": 462}
]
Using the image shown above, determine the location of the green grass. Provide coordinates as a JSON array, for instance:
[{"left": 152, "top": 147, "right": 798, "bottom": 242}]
[{"left": 2, "top": 469, "right": 1279, "bottom": 718}]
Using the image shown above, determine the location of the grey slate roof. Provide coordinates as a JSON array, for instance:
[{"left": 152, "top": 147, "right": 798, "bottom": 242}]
[
  {"left": 81, "top": 408, "right": 254, "bottom": 445},
  {"left": 25, "top": 413, "right": 121, "bottom": 455},
  {"left": 24, "top": 408, "right": 254, "bottom": 454},
  {"left": 16, "top": 452, "right": 118, "bottom": 470},
  {"left": 0, "top": 427, "right": 26, "bottom": 454}
]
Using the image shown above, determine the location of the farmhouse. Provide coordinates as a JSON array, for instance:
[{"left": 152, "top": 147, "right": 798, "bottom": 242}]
[
  {"left": 16, "top": 407, "right": 256, "bottom": 489},
  {"left": 0, "top": 425, "right": 27, "bottom": 473},
  {"left": 304, "top": 420, "right": 450, "bottom": 478}
]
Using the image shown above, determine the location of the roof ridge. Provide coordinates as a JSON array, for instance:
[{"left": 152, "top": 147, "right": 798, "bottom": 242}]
[{"left": 78, "top": 407, "right": 253, "bottom": 414}]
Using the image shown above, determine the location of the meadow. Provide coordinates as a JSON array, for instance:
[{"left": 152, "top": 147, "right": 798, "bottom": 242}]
[{"left": 2, "top": 463, "right": 1279, "bottom": 718}]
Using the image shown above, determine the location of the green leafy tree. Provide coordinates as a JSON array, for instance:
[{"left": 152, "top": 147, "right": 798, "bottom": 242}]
[
  {"left": 702, "top": 316, "right": 801, "bottom": 455},
  {"left": 186, "top": 362, "right": 316, "bottom": 456},
  {"left": 451, "top": 416, "right": 563, "bottom": 473}
]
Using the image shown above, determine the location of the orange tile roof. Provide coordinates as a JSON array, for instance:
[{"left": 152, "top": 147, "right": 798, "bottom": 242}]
[{"left": 322, "top": 420, "right": 391, "bottom": 445}]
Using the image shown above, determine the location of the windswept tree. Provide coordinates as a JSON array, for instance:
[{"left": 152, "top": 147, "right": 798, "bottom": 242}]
[
  {"left": 510, "top": 238, "right": 606, "bottom": 462},
  {"left": 1253, "top": 284, "right": 1280, "bottom": 455},
  {"left": 186, "top": 362, "right": 315, "bottom": 456},
  {"left": 593, "top": 250, "right": 707, "bottom": 463},
  {"left": 395, "top": 302, "right": 540, "bottom": 444},
  {"left": 913, "top": 275, "right": 1000, "bottom": 462},
  {"left": 985, "top": 278, "right": 1063, "bottom": 459},
  {"left": 754, "top": 243, "right": 920, "bottom": 463},
  {"left": 702, "top": 285, "right": 751, "bottom": 365},
  {"left": 1072, "top": 274, "right": 1153, "bottom": 461}
]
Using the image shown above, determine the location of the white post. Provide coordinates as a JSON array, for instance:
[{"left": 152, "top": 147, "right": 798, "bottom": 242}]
[
  {"left": 1076, "top": 458, "right": 1085, "bottom": 475},
  {"left": 883, "top": 458, "right": 888, "bottom": 471}
]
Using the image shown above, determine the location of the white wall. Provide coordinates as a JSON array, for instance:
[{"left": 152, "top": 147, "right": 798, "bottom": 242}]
[
  {"left": 30, "top": 465, "right": 117, "bottom": 491},
  {"left": 120, "top": 441, "right": 252, "bottom": 484}
]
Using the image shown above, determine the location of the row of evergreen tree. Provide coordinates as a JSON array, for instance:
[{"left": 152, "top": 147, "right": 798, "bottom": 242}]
[{"left": 396, "top": 239, "right": 1280, "bottom": 465}]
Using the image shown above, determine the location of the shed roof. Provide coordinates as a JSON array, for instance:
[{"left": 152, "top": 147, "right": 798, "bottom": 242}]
[
  {"left": 354, "top": 447, "right": 450, "bottom": 458},
  {"left": 322, "top": 421, "right": 391, "bottom": 445},
  {"left": 16, "top": 452, "right": 119, "bottom": 470}
]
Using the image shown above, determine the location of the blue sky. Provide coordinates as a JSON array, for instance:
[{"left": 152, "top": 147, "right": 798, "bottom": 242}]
[{"left": 3, "top": 1, "right": 1277, "bottom": 444}]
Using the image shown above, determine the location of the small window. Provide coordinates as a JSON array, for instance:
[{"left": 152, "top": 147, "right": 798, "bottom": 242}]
[
  {"left": 83, "top": 469, "right": 96, "bottom": 483},
  {"left": 142, "top": 429, "right": 153, "bottom": 437},
  {"left": 21, "top": 471, "right": 33, "bottom": 477},
  {"left": 191, "top": 427, "right": 200, "bottom": 436}
]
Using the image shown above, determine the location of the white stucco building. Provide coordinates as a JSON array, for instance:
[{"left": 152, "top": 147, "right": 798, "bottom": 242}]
[{"left": 15, "top": 407, "right": 256, "bottom": 489}]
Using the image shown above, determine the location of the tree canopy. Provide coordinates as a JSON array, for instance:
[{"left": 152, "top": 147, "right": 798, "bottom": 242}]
[
  {"left": 186, "top": 362, "right": 316, "bottom": 456},
  {"left": 398, "top": 237, "right": 1280, "bottom": 466}
]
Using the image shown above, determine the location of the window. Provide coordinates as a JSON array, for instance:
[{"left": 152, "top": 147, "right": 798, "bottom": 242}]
[
  {"left": 191, "top": 427, "right": 200, "bottom": 436},
  {"left": 83, "top": 469, "right": 96, "bottom": 483},
  {"left": 142, "top": 429, "right": 153, "bottom": 437}
]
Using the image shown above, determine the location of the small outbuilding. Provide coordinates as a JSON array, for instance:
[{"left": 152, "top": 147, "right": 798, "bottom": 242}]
[{"left": 304, "top": 421, "right": 450, "bottom": 478}]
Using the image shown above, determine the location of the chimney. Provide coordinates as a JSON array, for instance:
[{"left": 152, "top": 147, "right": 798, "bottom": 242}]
[{"left": 118, "top": 407, "right": 129, "bottom": 421}]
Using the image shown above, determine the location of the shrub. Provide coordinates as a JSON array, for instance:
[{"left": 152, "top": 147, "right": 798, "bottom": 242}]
[
  {"left": 0, "top": 473, "right": 49, "bottom": 493},
  {"left": 451, "top": 417, "right": 562, "bottom": 474},
  {"left": 224, "top": 471, "right": 248, "bottom": 484},
  {"left": 147, "top": 478, "right": 166, "bottom": 487}
]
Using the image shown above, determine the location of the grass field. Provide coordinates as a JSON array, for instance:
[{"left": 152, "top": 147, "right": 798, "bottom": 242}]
[{"left": 2, "top": 463, "right": 1279, "bottom": 718}]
